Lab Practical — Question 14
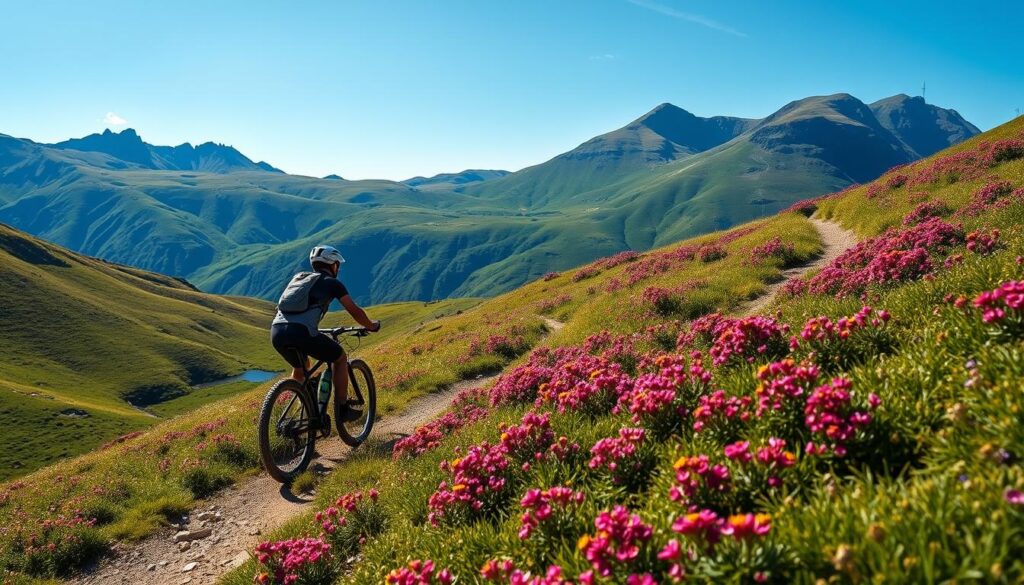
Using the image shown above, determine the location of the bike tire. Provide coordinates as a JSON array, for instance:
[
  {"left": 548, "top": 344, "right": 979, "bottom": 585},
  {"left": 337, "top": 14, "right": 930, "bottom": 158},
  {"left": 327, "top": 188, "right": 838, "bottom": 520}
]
[
  {"left": 336, "top": 359, "right": 376, "bottom": 447},
  {"left": 258, "top": 378, "right": 317, "bottom": 484}
]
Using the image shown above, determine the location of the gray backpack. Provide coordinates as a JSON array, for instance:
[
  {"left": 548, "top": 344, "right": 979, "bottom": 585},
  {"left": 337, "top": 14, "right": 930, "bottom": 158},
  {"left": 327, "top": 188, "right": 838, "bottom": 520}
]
[{"left": 277, "top": 272, "right": 322, "bottom": 314}]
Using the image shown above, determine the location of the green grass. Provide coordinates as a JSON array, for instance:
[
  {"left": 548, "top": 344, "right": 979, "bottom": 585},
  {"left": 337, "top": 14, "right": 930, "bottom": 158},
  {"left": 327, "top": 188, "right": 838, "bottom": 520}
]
[{"left": 146, "top": 379, "right": 263, "bottom": 418}]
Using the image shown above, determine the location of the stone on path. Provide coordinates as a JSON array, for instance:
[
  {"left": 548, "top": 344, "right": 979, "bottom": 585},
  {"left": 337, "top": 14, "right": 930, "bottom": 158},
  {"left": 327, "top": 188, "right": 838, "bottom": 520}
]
[
  {"left": 182, "top": 561, "right": 198, "bottom": 573},
  {"left": 174, "top": 527, "right": 213, "bottom": 543}
]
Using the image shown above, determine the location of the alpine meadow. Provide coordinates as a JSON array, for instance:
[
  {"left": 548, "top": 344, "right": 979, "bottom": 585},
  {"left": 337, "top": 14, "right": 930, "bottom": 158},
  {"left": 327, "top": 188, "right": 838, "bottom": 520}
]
[{"left": 2, "top": 1, "right": 1023, "bottom": 584}]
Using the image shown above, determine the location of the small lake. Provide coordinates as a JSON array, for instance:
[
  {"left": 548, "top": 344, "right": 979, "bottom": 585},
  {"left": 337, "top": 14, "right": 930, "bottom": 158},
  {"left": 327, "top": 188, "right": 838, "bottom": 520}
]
[{"left": 193, "top": 369, "right": 279, "bottom": 389}]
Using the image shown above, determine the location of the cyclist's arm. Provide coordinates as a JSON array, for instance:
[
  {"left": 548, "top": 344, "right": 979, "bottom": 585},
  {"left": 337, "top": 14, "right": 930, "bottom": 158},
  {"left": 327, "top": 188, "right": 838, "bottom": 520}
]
[{"left": 339, "top": 295, "right": 378, "bottom": 330}]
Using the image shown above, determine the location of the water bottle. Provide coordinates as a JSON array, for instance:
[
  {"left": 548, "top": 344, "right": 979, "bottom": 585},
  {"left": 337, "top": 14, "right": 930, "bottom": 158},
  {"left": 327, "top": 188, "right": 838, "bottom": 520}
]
[{"left": 317, "top": 370, "right": 331, "bottom": 411}]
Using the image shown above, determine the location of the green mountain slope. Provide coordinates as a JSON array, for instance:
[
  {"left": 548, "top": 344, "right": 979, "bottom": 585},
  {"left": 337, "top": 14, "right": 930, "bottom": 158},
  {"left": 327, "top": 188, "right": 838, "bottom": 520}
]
[
  {"left": 0, "top": 94, "right": 979, "bottom": 304},
  {"left": 0, "top": 222, "right": 283, "bottom": 478}
]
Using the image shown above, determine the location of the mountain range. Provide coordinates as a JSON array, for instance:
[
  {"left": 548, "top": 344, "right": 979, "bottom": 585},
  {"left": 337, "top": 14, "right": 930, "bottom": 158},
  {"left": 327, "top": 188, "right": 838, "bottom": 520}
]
[{"left": 0, "top": 93, "right": 979, "bottom": 303}]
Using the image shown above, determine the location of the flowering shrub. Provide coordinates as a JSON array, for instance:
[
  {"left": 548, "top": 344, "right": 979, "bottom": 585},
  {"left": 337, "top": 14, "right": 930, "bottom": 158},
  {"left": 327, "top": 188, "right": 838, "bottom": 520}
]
[
  {"left": 697, "top": 245, "right": 727, "bottom": 263},
  {"left": 692, "top": 390, "right": 752, "bottom": 439},
  {"left": 253, "top": 538, "right": 333, "bottom": 585},
  {"left": 489, "top": 353, "right": 557, "bottom": 407},
  {"left": 750, "top": 237, "right": 797, "bottom": 265},
  {"left": 313, "top": 489, "right": 384, "bottom": 559},
  {"left": 537, "top": 354, "right": 632, "bottom": 416},
  {"left": 594, "top": 250, "right": 641, "bottom": 269},
  {"left": 588, "top": 428, "right": 649, "bottom": 487},
  {"left": 385, "top": 559, "right": 453, "bottom": 584},
  {"left": 754, "top": 359, "right": 820, "bottom": 417},
  {"left": 957, "top": 180, "right": 1017, "bottom": 217},
  {"left": 804, "top": 377, "right": 878, "bottom": 457},
  {"left": 572, "top": 267, "right": 601, "bottom": 282},
  {"left": 537, "top": 294, "right": 571, "bottom": 314},
  {"left": 518, "top": 486, "right": 585, "bottom": 540},
  {"left": 671, "top": 509, "right": 772, "bottom": 548},
  {"left": 671, "top": 454, "right": 731, "bottom": 507},
  {"left": 903, "top": 201, "right": 951, "bottom": 226},
  {"left": 641, "top": 284, "right": 703, "bottom": 316},
  {"left": 542, "top": 272, "right": 560, "bottom": 282},
  {"left": 577, "top": 506, "right": 653, "bottom": 578},
  {"left": 501, "top": 411, "right": 554, "bottom": 463},
  {"left": 616, "top": 354, "right": 711, "bottom": 438},
  {"left": 971, "top": 280, "right": 1024, "bottom": 331},
  {"left": 708, "top": 316, "right": 790, "bottom": 367},
  {"left": 793, "top": 306, "right": 893, "bottom": 372},
  {"left": 966, "top": 228, "right": 1000, "bottom": 255},
  {"left": 3, "top": 512, "right": 104, "bottom": 577},
  {"left": 428, "top": 441, "right": 510, "bottom": 526},
  {"left": 481, "top": 561, "right": 581, "bottom": 585},
  {"left": 486, "top": 334, "right": 531, "bottom": 360}
]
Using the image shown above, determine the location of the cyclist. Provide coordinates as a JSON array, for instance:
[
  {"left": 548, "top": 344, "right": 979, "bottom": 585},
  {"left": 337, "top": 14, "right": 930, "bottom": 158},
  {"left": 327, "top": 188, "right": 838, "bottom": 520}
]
[{"left": 270, "top": 245, "right": 379, "bottom": 420}]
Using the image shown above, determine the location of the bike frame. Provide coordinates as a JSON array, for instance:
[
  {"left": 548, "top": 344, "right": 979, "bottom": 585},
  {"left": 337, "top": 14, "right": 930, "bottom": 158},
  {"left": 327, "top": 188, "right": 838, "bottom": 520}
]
[{"left": 276, "top": 328, "right": 367, "bottom": 431}]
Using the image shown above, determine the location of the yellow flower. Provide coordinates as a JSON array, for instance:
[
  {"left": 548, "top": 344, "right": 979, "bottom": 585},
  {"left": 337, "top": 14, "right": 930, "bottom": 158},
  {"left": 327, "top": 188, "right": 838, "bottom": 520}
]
[
  {"left": 452, "top": 483, "right": 467, "bottom": 493},
  {"left": 577, "top": 534, "right": 592, "bottom": 550}
]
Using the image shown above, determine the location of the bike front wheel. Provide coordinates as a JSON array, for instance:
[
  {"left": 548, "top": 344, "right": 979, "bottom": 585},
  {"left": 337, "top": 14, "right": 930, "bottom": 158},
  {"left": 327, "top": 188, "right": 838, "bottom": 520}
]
[
  {"left": 336, "top": 359, "right": 376, "bottom": 447},
  {"left": 258, "top": 378, "right": 317, "bottom": 483}
]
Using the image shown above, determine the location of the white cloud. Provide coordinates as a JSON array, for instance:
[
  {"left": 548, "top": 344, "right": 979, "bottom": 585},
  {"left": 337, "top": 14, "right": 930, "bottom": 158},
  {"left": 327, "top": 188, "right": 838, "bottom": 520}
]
[
  {"left": 103, "top": 112, "right": 128, "bottom": 126},
  {"left": 590, "top": 53, "right": 618, "bottom": 61},
  {"left": 626, "top": 0, "right": 746, "bottom": 37}
]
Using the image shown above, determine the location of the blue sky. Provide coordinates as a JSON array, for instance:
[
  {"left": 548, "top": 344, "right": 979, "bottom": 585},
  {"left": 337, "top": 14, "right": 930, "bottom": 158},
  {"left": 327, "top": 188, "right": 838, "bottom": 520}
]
[{"left": 2, "top": 0, "right": 1021, "bottom": 180}]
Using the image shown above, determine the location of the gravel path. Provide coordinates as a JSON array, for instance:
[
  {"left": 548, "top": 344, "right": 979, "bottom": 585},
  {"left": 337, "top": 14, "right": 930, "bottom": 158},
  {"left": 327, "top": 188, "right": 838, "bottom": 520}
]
[{"left": 742, "top": 218, "right": 858, "bottom": 315}]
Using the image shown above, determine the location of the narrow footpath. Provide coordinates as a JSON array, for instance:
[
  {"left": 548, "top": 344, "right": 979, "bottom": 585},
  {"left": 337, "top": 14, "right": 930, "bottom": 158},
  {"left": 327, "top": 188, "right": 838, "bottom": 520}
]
[{"left": 743, "top": 218, "right": 858, "bottom": 315}]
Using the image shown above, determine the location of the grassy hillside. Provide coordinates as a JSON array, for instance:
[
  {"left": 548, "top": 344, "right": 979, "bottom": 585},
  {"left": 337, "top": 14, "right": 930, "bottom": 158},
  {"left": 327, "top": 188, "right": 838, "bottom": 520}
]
[
  {"left": 0, "top": 94, "right": 977, "bottom": 305},
  {"left": 203, "top": 116, "right": 1024, "bottom": 584},
  {"left": 0, "top": 222, "right": 286, "bottom": 479}
]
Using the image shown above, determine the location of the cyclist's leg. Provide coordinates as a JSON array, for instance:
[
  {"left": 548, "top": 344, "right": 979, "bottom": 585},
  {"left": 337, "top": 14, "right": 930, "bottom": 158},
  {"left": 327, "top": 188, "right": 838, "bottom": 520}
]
[
  {"left": 332, "top": 354, "right": 348, "bottom": 405},
  {"left": 271, "top": 324, "right": 310, "bottom": 382},
  {"left": 306, "top": 333, "right": 347, "bottom": 403}
]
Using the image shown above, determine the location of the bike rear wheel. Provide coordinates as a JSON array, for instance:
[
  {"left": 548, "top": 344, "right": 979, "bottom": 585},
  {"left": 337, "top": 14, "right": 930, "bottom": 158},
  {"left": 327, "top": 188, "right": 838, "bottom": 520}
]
[
  {"left": 336, "top": 359, "right": 376, "bottom": 447},
  {"left": 258, "top": 378, "right": 317, "bottom": 483}
]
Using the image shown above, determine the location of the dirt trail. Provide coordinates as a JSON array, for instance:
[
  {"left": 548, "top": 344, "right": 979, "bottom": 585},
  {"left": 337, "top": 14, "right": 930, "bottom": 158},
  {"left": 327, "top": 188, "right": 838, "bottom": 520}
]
[
  {"left": 541, "top": 316, "right": 566, "bottom": 333},
  {"left": 73, "top": 375, "right": 499, "bottom": 585},
  {"left": 743, "top": 218, "right": 858, "bottom": 315}
]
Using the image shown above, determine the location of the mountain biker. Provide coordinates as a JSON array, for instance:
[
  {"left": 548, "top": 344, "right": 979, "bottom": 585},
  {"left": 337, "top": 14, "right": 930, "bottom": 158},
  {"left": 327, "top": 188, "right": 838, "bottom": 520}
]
[{"left": 270, "top": 245, "right": 379, "bottom": 419}]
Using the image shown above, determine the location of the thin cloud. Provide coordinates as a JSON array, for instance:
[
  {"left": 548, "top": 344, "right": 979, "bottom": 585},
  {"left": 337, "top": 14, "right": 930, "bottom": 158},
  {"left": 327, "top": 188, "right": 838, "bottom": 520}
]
[
  {"left": 590, "top": 53, "right": 618, "bottom": 61},
  {"left": 626, "top": 0, "right": 747, "bottom": 37},
  {"left": 104, "top": 112, "right": 128, "bottom": 126}
]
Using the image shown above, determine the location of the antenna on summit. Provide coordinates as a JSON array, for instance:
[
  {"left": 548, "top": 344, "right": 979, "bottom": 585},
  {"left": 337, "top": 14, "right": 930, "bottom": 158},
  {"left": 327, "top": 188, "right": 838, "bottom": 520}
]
[{"left": 921, "top": 81, "right": 926, "bottom": 101}]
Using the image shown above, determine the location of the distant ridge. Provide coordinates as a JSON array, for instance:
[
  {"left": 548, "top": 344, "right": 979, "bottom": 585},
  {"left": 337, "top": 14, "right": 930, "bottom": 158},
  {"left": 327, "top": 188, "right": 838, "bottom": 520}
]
[
  {"left": 52, "top": 128, "right": 282, "bottom": 173},
  {"left": 403, "top": 169, "right": 510, "bottom": 190}
]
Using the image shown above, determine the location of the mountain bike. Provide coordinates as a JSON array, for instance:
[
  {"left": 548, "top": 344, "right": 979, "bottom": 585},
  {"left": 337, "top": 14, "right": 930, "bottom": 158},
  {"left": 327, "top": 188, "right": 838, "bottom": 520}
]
[{"left": 257, "top": 326, "right": 377, "bottom": 483}]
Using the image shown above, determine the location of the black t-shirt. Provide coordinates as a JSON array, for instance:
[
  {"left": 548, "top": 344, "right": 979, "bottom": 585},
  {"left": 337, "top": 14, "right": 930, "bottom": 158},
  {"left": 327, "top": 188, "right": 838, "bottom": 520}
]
[
  {"left": 271, "top": 270, "right": 350, "bottom": 333},
  {"left": 307, "top": 272, "right": 349, "bottom": 313}
]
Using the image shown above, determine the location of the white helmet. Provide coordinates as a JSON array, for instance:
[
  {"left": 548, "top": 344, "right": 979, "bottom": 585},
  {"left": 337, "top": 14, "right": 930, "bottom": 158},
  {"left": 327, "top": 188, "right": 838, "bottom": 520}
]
[{"left": 309, "top": 245, "right": 345, "bottom": 269}]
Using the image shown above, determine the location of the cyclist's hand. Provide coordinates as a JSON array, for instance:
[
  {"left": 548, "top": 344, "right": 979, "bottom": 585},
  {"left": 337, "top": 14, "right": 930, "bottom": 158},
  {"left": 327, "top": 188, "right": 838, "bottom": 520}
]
[{"left": 369, "top": 320, "right": 381, "bottom": 332}]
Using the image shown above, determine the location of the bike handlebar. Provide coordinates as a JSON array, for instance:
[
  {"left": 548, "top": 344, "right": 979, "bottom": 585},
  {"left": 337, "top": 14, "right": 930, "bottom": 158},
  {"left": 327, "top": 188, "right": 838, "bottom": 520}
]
[{"left": 319, "top": 326, "right": 371, "bottom": 338}]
